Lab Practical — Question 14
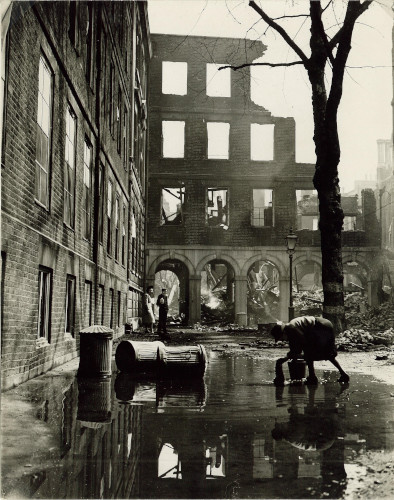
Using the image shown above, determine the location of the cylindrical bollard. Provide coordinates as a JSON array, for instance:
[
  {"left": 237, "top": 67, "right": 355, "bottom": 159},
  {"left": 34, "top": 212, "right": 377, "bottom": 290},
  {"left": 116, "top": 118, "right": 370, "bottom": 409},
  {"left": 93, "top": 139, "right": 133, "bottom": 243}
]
[
  {"left": 115, "top": 340, "right": 166, "bottom": 374},
  {"left": 160, "top": 344, "right": 207, "bottom": 378},
  {"left": 77, "top": 377, "right": 112, "bottom": 423},
  {"left": 78, "top": 325, "right": 113, "bottom": 378},
  {"left": 288, "top": 359, "right": 306, "bottom": 381}
]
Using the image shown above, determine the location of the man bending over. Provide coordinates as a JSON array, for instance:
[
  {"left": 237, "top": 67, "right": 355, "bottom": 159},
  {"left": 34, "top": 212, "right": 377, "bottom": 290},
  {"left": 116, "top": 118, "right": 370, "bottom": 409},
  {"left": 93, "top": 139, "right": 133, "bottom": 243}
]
[{"left": 271, "top": 316, "right": 349, "bottom": 386}]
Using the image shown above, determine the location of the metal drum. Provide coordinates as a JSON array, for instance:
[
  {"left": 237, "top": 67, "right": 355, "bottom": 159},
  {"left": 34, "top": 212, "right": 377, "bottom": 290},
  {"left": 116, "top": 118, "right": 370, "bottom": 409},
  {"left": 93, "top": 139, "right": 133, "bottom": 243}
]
[
  {"left": 77, "top": 377, "right": 112, "bottom": 423},
  {"left": 288, "top": 359, "right": 306, "bottom": 380},
  {"left": 78, "top": 325, "right": 113, "bottom": 378},
  {"left": 115, "top": 340, "right": 166, "bottom": 374},
  {"left": 160, "top": 344, "right": 207, "bottom": 378}
]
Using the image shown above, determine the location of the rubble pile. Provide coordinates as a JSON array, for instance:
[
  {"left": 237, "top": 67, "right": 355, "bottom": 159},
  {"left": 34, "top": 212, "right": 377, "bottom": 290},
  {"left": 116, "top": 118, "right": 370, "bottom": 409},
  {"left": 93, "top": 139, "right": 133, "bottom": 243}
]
[
  {"left": 337, "top": 327, "right": 394, "bottom": 350},
  {"left": 293, "top": 290, "right": 323, "bottom": 317}
]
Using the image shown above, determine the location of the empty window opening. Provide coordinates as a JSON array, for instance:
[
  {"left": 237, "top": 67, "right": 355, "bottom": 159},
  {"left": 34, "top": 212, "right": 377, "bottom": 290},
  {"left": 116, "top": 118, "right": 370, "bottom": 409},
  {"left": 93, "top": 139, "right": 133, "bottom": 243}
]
[
  {"left": 162, "top": 121, "right": 185, "bottom": 158},
  {"left": 252, "top": 189, "right": 273, "bottom": 227},
  {"left": 207, "top": 122, "right": 230, "bottom": 159},
  {"left": 251, "top": 124, "right": 275, "bottom": 161},
  {"left": 343, "top": 216, "right": 357, "bottom": 231},
  {"left": 65, "top": 275, "right": 76, "bottom": 336},
  {"left": 161, "top": 187, "right": 185, "bottom": 225},
  {"left": 162, "top": 61, "right": 188, "bottom": 95},
  {"left": 207, "top": 189, "right": 228, "bottom": 228},
  {"left": 206, "top": 63, "right": 231, "bottom": 97},
  {"left": 296, "top": 190, "right": 318, "bottom": 230}
]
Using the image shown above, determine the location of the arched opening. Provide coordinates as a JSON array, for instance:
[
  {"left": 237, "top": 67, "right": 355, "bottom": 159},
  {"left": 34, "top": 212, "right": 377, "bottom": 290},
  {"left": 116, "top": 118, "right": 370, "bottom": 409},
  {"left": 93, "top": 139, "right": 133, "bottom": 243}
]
[
  {"left": 201, "top": 260, "right": 235, "bottom": 325},
  {"left": 292, "top": 260, "right": 323, "bottom": 317},
  {"left": 343, "top": 261, "right": 367, "bottom": 293},
  {"left": 247, "top": 260, "right": 280, "bottom": 326},
  {"left": 294, "top": 261, "right": 322, "bottom": 291},
  {"left": 154, "top": 259, "right": 189, "bottom": 324}
]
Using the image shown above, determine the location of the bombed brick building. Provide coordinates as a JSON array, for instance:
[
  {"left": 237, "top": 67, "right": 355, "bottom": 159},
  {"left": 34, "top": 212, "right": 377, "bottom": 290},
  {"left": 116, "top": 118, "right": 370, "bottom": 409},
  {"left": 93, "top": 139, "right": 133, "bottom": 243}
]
[
  {"left": 1, "top": 1, "right": 150, "bottom": 389},
  {"left": 146, "top": 34, "right": 381, "bottom": 326}
]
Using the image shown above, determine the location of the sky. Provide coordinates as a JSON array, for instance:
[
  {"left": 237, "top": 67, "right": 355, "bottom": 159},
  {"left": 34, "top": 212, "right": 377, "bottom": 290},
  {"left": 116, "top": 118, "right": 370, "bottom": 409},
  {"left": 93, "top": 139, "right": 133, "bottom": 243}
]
[{"left": 147, "top": 0, "right": 393, "bottom": 193}]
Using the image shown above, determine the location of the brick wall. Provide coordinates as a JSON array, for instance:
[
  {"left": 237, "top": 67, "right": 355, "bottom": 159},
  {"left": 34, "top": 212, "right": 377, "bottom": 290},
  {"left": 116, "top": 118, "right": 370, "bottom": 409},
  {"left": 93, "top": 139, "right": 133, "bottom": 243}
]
[{"left": 1, "top": 2, "right": 149, "bottom": 389}]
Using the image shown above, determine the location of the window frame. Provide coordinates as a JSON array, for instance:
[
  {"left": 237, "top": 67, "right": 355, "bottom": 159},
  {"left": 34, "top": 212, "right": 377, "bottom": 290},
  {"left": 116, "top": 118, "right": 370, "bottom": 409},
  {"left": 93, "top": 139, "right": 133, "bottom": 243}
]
[
  {"left": 251, "top": 188, "right": 274, "bottom": 228},
  {"left": 107, "top": 179, "right": 113, "bottom": 255},
  {"left": 37, "top": 266, "right": 52, "bottom": 342},
  {"left": 82, "top": 138, "right": 92, "bottom": 240},
  {"left": 65, "top": 274, "right": 76, "bottom": 337},
  {"left": 35, "top": 54, "right": 53, "bottom": 210},
  {"left": 206, "top": 188, "right": 229, "bottom": 228},
  {"left": 161, "top": 187, "right": 185, "bottom": 226},
  {"left": 64, "top": 105, "right": 77, "bottom": 229}
]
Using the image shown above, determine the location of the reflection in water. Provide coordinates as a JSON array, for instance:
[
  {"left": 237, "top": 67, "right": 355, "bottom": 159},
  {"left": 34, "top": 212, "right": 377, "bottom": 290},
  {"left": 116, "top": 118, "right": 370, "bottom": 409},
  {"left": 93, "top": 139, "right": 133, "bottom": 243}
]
[{"left": 1, "top": 353, "right": 394, "bottom": 499}]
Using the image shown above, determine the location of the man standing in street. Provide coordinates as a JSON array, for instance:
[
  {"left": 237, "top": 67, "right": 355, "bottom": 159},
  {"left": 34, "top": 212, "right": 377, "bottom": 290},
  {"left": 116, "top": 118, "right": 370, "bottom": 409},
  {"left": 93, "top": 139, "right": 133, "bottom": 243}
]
[{"left": 156, "top": 288, "right": 169, "bottom": 337}]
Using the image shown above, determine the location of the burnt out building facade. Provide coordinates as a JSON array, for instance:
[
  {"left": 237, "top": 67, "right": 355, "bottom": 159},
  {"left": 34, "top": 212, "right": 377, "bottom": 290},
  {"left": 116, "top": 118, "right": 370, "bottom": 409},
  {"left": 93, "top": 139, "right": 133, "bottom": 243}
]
[
  {"left": 1, "top": 1, "right": 150, "bottom": 389},
  {"left": 146, "top": 34, "right": 381, "bottom": 326}
]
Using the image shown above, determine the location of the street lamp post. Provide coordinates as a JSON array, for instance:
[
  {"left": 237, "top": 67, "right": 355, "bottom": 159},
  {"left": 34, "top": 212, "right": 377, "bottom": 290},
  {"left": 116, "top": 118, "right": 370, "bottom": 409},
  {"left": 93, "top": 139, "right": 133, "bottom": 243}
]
[{"left": 285, "top": 228, "right": 298, "bottom": 321}]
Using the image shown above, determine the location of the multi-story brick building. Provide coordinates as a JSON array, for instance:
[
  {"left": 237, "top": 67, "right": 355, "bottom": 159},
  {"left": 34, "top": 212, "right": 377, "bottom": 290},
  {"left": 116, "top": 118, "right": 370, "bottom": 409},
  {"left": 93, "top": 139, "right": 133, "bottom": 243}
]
[
  {"left": 1, "top": 1, "right": 150, "bottom": 390},
  {"left": 146, "top": 34, "right": 381, "bottom": 326}
]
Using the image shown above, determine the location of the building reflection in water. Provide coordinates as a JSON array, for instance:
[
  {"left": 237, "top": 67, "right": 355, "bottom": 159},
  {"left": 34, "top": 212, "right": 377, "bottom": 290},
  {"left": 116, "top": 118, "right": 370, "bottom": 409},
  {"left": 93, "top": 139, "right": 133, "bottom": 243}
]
[{"left": 3, "top": 354, "right": 394, "bottom": 499}]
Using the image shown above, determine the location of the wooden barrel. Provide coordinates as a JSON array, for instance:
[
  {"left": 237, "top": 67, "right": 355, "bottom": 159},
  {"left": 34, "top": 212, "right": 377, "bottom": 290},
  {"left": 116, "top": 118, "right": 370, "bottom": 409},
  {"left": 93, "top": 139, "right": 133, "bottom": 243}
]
[
  {"left": 159, "top": 344, "right": 207, "bottom": 378},
  {"left": 115, "top": 340, "right": 166, "bottom": 374}
]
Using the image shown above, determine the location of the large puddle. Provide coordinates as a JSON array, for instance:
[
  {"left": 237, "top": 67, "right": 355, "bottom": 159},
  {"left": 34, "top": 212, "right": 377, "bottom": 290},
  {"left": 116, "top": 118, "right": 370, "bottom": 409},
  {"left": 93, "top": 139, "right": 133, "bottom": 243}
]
[{"left": 2, "top": 350, "right": 394, "bottom": 499}]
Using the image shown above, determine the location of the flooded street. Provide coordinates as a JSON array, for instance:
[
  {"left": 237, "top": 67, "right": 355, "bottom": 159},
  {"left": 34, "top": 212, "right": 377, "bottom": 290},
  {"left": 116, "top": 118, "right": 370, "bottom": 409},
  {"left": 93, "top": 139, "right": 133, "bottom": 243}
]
[{"left": 2, "top": 348, "right": 394, "bottom": 499}]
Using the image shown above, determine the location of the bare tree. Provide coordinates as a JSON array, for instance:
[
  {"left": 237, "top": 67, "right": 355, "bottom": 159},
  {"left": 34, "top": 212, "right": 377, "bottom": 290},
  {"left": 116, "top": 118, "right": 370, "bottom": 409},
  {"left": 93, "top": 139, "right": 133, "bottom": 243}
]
[{"left": 223, "top": 0, "right": 374, "bottom": 332}]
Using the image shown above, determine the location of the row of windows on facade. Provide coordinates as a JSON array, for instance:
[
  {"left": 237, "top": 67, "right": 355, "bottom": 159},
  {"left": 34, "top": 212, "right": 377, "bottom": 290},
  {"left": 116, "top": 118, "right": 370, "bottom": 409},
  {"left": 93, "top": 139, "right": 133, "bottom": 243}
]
[
  {"left": 161, "top": 121, "right": 275, "bottom": 161},
  {"left": 161, "top": 187, "right": 358, "bottom": 231},
  {"left": 37, "top": 268, "right": 141, "bottom": 342},
  {"left": 162, "top": 62, "right": 233, "bottom": 98},
  {"left": 70, "top": 0, "right": 148, "bottom": 180},
  {"left": 36, "top": 55, "right": 143, "bottom": 273}
]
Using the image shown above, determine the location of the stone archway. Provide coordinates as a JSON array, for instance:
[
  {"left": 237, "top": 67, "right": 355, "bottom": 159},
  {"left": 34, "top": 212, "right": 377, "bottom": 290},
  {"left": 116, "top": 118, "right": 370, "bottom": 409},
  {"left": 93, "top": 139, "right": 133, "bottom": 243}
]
[
  {"left": 200, "top": 258, "right": 235, "bottom": 325},
  {"left": 247, "top": 259, "right": 280, "bottom": 326},
  {"left": 154, "top": 259, "right": 190, "bottom": 324}
]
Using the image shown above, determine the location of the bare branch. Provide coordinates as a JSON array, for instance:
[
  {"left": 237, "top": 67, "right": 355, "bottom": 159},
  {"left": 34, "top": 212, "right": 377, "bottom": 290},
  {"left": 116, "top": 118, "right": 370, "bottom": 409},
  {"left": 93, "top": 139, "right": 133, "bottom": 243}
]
[
  {"left": 225, "top": 0, "right": 242, "bottom": 25},
  {"left": 322, "top": 0, "right": 333, "bottom": 14},
  {"left": 249, "top": 1, "right": 309, "bottom": 65},
  {"left": 272, "top": 14, "right": 309, "bottom": 20},
  {"left": 219, "top": 61, "right": 304, "bottom": 71}
]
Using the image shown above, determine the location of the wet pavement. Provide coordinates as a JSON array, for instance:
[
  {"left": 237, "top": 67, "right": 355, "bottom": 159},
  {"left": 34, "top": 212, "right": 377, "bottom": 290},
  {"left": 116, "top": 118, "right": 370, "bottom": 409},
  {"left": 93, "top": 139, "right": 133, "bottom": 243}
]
[{"left": 2, "top": 344, "right": 394, "bottom": 499}]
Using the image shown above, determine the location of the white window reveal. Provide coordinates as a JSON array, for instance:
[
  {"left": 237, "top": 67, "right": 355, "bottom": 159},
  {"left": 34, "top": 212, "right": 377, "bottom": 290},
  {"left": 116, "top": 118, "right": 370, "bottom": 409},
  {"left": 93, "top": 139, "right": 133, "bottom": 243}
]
[
  {"left": 206, "top": 63, "right": 231, "bottom": 97},
  {"left": 207, "top": 122, "right": 230, "bottom": 159},
  {"left": 296, "top": 190, "right": 318, "bottom": 230},
  {"left": 161, "top": 187, "right": 185, "bottom": 225},
  {"left": 343, "top": 216, "right": 356, "bottom": 231},
  {"left": 207, "top": 188, "right": 228, "bottom": 228},
  {"left": 252, "top": 189, "right": 273, "bottom": 227},
  {"left": 162, "top": 61, "right": 188, "bottom": 95},
  {"left": 251, "top": 124, "right": 275, "bottom": 161},
  {"left": 162, "top": 121, "right": 185, "bottom": 158}
]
